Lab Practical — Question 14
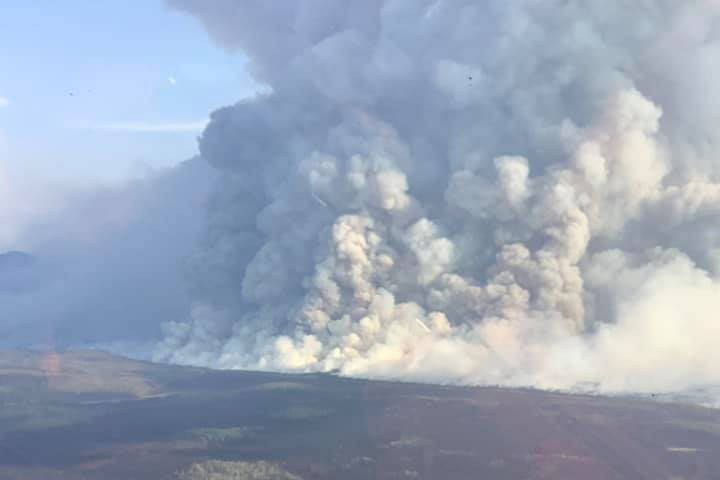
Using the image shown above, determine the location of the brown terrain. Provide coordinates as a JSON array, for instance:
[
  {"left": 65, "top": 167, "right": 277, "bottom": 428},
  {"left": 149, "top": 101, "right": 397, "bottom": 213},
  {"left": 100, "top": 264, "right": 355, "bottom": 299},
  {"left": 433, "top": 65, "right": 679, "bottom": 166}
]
[{"left": 0, "top": 350, "right": 719, "bottom": 479}]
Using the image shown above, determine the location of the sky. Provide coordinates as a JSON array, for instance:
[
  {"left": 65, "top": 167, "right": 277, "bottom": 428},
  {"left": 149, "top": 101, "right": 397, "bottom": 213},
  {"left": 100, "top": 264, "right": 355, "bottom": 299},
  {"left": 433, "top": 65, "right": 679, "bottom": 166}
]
[{"left": 0, "top": 0, "right": 259, "bottom": 184}]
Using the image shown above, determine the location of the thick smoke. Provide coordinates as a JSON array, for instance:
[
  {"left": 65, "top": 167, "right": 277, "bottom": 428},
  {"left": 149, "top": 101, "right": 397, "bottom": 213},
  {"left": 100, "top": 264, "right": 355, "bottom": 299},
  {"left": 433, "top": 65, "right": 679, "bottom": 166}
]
[{"left": 157, "top": 0, "right": 720, "bottom": 394}]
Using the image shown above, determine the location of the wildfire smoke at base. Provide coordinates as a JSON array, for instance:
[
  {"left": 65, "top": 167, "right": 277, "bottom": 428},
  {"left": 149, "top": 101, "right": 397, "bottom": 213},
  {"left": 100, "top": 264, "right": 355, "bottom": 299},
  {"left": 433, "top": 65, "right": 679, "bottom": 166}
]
[{"left": 154, "top": 0, "right": 720, "bottom": 394}]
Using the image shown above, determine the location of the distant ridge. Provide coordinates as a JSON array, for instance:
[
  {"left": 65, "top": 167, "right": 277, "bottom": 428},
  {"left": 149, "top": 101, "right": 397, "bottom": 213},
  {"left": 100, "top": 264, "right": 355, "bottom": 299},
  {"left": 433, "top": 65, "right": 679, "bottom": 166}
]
[
  {"left": 0, "top": 251, "right": 35, "bottom": 271},
  {"left": 0, "top": 251, "right": 40, "bottom": 293}
]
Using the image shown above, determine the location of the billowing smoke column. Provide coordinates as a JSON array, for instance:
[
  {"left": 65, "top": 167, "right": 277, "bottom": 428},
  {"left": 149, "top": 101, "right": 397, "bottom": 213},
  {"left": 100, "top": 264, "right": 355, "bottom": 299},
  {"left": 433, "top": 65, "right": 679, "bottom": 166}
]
[{"left": 157, "top": 0, "right": 720, "bottom": 393}]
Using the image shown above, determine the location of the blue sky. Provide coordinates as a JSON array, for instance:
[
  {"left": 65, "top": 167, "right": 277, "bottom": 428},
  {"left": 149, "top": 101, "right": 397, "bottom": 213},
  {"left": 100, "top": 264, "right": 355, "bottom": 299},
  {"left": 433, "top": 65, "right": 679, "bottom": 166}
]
[{"left": 0, "top": 0, "right": 258, "bottom": 183}]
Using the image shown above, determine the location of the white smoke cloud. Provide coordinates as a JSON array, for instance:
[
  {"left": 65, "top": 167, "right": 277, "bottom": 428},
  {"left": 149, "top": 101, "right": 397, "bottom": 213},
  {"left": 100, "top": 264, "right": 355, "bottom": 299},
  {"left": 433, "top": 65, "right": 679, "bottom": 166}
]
[{"left": 157, "top": 0, "right": 720, "bottom": 394}]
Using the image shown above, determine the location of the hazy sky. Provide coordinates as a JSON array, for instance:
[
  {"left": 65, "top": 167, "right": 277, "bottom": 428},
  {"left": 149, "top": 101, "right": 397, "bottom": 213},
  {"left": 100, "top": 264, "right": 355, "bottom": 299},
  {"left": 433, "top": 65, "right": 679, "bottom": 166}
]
[
  {"left": 4, "top": 0, "right": 720, "bottom": 400},
  {"left": 0, "top": 0, "right": 259, "bottom": 183}
]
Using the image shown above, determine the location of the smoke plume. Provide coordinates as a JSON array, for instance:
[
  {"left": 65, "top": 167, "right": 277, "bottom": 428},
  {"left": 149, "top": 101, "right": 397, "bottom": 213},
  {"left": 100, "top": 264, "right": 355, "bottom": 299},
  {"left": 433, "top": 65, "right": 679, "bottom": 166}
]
[{"left": 155, "top": 0, "right": 720, "bottom": 394}]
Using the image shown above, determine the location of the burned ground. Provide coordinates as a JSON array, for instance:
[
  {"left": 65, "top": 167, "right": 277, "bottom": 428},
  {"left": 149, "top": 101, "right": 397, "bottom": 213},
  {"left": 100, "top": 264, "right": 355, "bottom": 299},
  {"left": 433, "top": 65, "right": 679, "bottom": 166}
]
[{"left": 0, "top": 350, "right": 719, "bottom": 479}]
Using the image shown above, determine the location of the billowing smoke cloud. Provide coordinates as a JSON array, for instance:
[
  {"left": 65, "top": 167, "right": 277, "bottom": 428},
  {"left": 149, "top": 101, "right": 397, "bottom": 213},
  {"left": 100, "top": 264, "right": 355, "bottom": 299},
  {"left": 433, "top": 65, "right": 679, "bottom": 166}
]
[
  {"left": 156, "top": 0, "right": 720, "bottom": 394},
  {"left": 0, "top": 157, "right": 215, "bottom": 350}
]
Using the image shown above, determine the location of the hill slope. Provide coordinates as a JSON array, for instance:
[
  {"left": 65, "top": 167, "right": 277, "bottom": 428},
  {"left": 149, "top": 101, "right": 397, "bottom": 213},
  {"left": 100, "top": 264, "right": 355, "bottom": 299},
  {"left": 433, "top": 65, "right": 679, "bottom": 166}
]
[{"left": 0, "top": 350, "right": 719, "bottom": 479}]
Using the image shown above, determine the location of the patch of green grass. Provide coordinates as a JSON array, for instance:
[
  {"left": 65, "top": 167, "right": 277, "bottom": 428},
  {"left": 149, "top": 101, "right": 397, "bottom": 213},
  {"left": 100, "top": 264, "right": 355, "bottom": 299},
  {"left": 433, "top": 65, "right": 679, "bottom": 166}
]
[
  {"left": 188, "top": 427, "right": 256, "bottom": 445},
  {"left": 0, "top": 385, "right": 17, "bottom": 394}
]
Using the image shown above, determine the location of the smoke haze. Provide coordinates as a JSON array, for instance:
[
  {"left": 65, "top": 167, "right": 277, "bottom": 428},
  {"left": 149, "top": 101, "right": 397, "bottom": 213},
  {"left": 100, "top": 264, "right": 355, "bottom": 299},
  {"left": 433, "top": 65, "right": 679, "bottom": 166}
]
[
  {"left": 0, "top": 158, "right": 215, "bottom": 349},
  {"left": 5, "top": 1, "right": 720, "bottom": 398}
]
